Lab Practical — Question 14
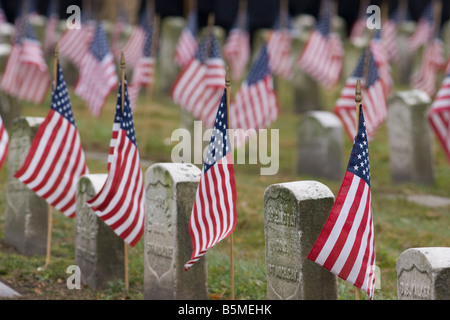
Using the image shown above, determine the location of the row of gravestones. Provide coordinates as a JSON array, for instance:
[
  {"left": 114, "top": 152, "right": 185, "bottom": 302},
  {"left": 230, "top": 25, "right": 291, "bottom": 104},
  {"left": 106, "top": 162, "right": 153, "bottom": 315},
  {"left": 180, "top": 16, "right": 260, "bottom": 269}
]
[{"left": 3, "top": 116, "right": 449, "bottom": 299}]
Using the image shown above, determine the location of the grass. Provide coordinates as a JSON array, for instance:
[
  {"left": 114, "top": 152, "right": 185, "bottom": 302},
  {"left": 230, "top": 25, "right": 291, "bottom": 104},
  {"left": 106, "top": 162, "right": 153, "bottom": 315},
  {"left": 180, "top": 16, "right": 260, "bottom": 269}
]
[{"left": 0, "top": 61, "right": 449, "bottom": 301}]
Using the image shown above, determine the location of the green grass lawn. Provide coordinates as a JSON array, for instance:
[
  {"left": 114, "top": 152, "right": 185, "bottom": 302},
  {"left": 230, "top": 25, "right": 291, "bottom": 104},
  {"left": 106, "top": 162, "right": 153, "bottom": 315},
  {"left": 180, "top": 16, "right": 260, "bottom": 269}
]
[{"left": 0, "top": 65, "right": 449, "bottom": 300}]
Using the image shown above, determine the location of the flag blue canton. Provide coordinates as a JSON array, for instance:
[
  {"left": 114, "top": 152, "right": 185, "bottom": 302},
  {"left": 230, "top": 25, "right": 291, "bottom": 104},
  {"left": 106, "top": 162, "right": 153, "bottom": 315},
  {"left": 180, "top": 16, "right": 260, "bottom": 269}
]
[
  {"left": 316, "top": 9, "right": 331, "bottom": 36},
  {"left": 347, "top": 105, "right": 371, "bottom": 186},
  {"left": 194, "top": 35, "right": 208, "bottom": 63},
  {"left": 90, "top": 23, "right": 110, "bottom": 61},
  {"left": 247, "top": 45, "right": 271, "bottom": 86},
  {"left": 204, "top": 89, "right": 231, "bottom": 173},
  {"left": 119, "top": 80, "right": 138, "bottom": 147},
  {"left": 51, "top": 63, "right": 76, "bottom": 127},
  {"left": 185, "top": 10, "right": 198, "bottom": 35},
  {"left": 352, "top": 49, "right": 380, "bottom": 88},
  {"left": 142, "top": 26, "right": 153, "bottom": 57},
  {"left": 210, "top": 34, "right": 222, "bottom": 59},
  {"left": 114, "top": 81, "right": 124, "bottom": 125}
]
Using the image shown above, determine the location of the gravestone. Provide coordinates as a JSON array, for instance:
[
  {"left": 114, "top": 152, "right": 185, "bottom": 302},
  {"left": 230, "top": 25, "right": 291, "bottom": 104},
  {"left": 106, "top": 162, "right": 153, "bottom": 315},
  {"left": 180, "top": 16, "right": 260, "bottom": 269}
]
[
  {"left": 297, "top": 111, "right": 343, "bottom": 181},
  {"left": 4, "top": 117, "right": 48, "bottom": 256},
  {"left": 75, "top": 174, "right": 124, "bottom": 290},
  {"left": 397, "top": 247, "right": 450, "bottom": 300},
  {"left": 395, "top": 21, "right": 416, "bottom": 85},
  {"left": 144, "top": 162, "right": 207, "bottom": 300},
  {"left": 158, "top": 16, "right": 185, "bottom": 95},
  {"left": 264, "top": 181, "right": 338, "bottom": 300},
  {"left": 387, "top": 90, "right": 434, "bottom": 185}
]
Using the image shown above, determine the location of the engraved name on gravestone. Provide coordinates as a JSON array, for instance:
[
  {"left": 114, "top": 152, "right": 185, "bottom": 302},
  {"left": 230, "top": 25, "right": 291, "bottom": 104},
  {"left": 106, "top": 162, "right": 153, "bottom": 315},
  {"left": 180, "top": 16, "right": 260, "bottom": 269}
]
[
  {"left": 397, "top": 247, "right": 450, "bottom": 300},
  {"left": 264, "top": 181, "right": 338, "bottom": 300},
  {"left": 4, "top": 117, "right": 48, "bottom": 256},
  {"left": 297, "top": 111, "right": 343, "bottom": 181},
  {"left": 387, "top": 90, "right": 434, "bottom": 186},
  {"left": 75, "top": 174, "right": 124, "bottom": 290},
  {"left": 144, "top": 163, "right": 207, "bottom": 300}
]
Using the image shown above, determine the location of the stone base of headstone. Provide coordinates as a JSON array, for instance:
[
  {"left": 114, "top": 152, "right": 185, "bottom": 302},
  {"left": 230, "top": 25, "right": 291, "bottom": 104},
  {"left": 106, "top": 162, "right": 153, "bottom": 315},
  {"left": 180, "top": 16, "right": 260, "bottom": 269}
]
[
  {"left": 75, "top": 174, "right": 125, "bottom": 290},
  {"left": 264, "top": 181, "right": 338, "bottom": 300},
  {"left": 144, "top": 163, "right": 207, "bottom": 300},
  {"left": 297, "top": 111, "right": 343, "bottom": 181},
  {"left": 4, "top": 117, "right": 48, "bottom": 256},
  {"left": 397, "top": 247, "right": 450, "bottom": 300},
  {"left": 387, "top": 90, "right": 434, "bottom": 186},
  {"left": 158, "top": 16, "right": 185, "bottom": 95}
]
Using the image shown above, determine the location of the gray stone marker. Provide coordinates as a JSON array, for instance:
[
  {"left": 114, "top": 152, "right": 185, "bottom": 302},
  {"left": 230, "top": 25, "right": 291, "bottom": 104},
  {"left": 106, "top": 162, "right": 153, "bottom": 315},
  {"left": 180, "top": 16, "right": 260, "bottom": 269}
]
[
  {"left": 158, "top": 16, "right": 185, "bottom": 95},
  {"left": 297, "top": 111, "right": 343, "bottom": 181},
  {"left": 75, "top": 174, "right": 125, "bottom": 290},
  {"left": 0, "top": 281, "right": 21, "bottom": 298},
  {"left": 395, "top": 21, "right": 416, "bottom": 85},
  {"left": 144, "top": 163, "right": 207, "bottom": 300},
  {"left": 264, "top": 181, "right": 338, "bottom": 300},
  {"left": 397, "top": 247, "right": 450, "bottom": 300},
  {"left": 387, "top": 90, "right": 434, "bottom": 186},
  {"left": 4, "top": 117, "right": 48, "bottom": 256}
]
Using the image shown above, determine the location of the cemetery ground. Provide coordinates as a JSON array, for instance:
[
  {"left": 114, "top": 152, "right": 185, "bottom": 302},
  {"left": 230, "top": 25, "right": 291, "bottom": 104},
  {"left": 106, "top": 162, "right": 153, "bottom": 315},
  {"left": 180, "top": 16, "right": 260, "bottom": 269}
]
[{"left": 0, "top": 78, "right": 449, "bottom": 300}]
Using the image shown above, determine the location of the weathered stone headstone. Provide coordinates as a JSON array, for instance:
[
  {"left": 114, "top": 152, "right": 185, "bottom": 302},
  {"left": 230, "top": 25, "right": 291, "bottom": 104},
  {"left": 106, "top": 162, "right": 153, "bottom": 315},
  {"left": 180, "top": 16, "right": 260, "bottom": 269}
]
[
  {"left": 4, "top": 117, "right": 48, "bottom": 256},
  {"left": 397, "top": 247, "right": 450, "bottom": 300},
  {"left": 144, "top": 162, "right": 207, "bottom": 300},
  {"left": 395, "top": 21, "right": 416, "bottom": 85},
  {"left": 387, "top": 90, "right": 434, "bottom": 185},
  {"left": 264, "top": 181, "right": 338, "bottom": 300},
  {"left": 158, "top": 16, "right": 185, "bottom": 95},
  {"left": 297, "top": 111, "right": 343, "bottom": 181},
  {"left": 75, "top": 174, "right": 125, "bottom": 290}
]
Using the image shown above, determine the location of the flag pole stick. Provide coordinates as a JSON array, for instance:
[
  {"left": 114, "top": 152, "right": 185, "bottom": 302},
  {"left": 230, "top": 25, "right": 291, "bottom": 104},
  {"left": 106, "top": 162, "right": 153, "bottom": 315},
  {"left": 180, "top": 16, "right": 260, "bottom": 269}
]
[
  {"left": 225, "top": 66, "right": 234, "bottom": 301},
  {"left": 39, "top": 43, "right": 59, "bottom": 272},
  {"left": 120, "top": 51, "right": 129, "bottom": 297}
]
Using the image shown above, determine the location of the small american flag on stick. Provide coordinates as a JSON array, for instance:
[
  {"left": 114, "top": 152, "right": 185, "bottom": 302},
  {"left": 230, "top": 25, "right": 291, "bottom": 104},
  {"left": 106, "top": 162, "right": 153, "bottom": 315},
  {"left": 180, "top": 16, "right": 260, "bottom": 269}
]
[
  {"left": 87, "top": 78, "right": 145, "bottom": 247},
  {"left": 428, "top": 62, "right": 450, "bottom": 163},
  {"left": 184, "top": 88, "right": 237, "bottom": 271},
  {"left": 75, "top": 23, "right": 118, "bottom": 117},
  {"left": 14, "top": 62, "right": 88, "bottom": 218},
  {"left": 308, "top": 104, "right": 376, "bottom": 300}
]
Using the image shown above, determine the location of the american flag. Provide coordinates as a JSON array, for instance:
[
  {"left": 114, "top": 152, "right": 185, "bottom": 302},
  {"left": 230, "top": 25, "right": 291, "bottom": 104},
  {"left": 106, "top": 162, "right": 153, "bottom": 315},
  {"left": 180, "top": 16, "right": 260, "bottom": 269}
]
[
  {"left": 0, "top": 1, "right": 7, "bottom": 25},
  {"left": 193, "top": 34, "right": 226, "bottom": 128},
  {"left": 121, "top": 11, "right": 149, "bottom": 69},
  {"left": 381, "top": 9, "right": 400, "bottom": 63},
  {"left": 1, "top": 21, "right": 51, "bottom": 104},
  {"left": 107, "top": 86, "right": 124, "bottom": 171},
  {"left": 0, "top": 115, "right": 8, "bottom": 170},
  {"left": 267, "top": 10, "right": 293, "bottom": 80},
  {"left": 75, "top": 23, "right": 118, "bottom": 117},
  {"left": 43, "top": 0, "right": 59, "bottom": 55},
  {"left": 111, "top": 7, "right": 128, "bottom": 60},
  {"left": 230, "top": 44, "right": 279, "bottom": 147},
  {"left": 223, "top": 9, "right": 250, "bottom": 82},
  {"left": 297, "top": 4, "right": 343, "bottom": 89},
  {"left": 172, "top": 32, "right": 225, "bottom": 128},
  {"left": 370, "top": 30, "right": 393, "bottom": 96},
  {"left": 308, "top": 105, "right": 376, "bottom": 300},
  {"left": 408, "top": 2, "right": 434, "bottom": 52},
  {"left": 172, "top": 35, "right": 207, "bottom": 115},
  {"left": 335, "top": 49, "right": 387, "bottom": 141},
  {"left": 58, "top": 21, "right": 95, "bottom": 67},
  {"left": 411, "top": 38, "right": 444, "bottom": 97},
  {"left": 87, "top": 80, "right": 145, "bottom": 247},
  {"left": 349, "top": 0, "right": 369, "bottom": 43},
  {"left": 128, "top": 25, "right": 154, "bottom": 109},
  {"left": 184, "top": 89, "right": 236, "bottom": 271},
  {"left": 174, "top": 9, "right": 198, "bottom": 68},
  {"left": 428, "top": 62, "right": 450, "bottom": 163},
  {"left": 14, "top": 62, "right": 88, "bottom": 218}
]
